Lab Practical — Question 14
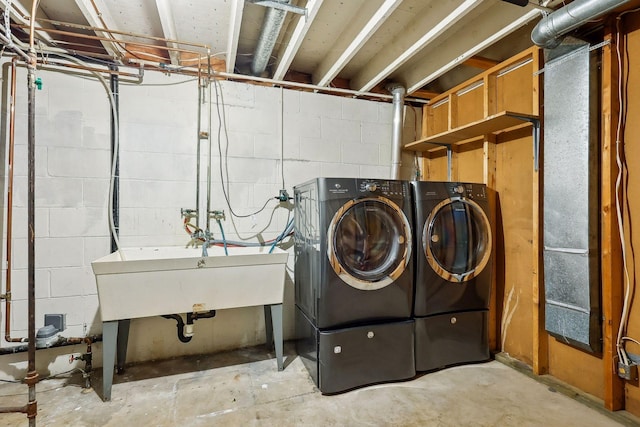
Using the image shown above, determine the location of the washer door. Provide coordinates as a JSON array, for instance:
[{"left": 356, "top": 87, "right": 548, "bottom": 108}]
[
  {"left": 423, "top": 197, "right": 491, "bottom": 283},
  {"left": 327, "top": 197, "right": 412, "bottom": 291}
]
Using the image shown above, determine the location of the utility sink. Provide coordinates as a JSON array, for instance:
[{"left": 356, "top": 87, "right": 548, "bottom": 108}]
[
  {"left": 92, "top": 245, "right": 289, "bottom": 321},
  {"left": 91, "top": 245, "right": 289, "bottom": 401}
]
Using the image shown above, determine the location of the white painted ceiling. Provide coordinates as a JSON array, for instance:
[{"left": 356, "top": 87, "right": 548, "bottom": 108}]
[{"left": 4, "top": 0, "right": 568, "bottom": 96}]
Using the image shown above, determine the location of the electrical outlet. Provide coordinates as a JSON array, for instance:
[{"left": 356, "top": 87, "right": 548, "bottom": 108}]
[
  {"left": 618, "top": 361, "right": 638, "bottom": 380},
  {"left": 278, "top": 189, "right": 290, "bottom": 202},
  {"left": 44, "top": 313, "right": 66, "bottom": 332}
]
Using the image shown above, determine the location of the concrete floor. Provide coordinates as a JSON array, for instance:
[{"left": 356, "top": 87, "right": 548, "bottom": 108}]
[{"left": 0, "top": 344, "right": 636, "bottom": 426}]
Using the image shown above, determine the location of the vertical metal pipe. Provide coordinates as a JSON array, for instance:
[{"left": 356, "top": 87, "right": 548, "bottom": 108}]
[
  {"left": 26, "top": 3, "right": 40, "bottom": 423},
  {"left": 26, "top": 52, "right": 39, "bottom": 426},
  {"left": 387, "top": 83, "right": 406, "bottom": 179},
  {"left": 206, "top": 79, "right": 212, "bottom": 234},
  {"left": 109, "top": 68, "right": 120, "bottom": 253},
  {"left": 196, "top": 80, "right": 202, "bottom": 230},
  {"left": 447, "top": 145, "right": 453, "bottom": 181},
  {"left": 4, "top": 57, "right": 25, "bottom": 343}
]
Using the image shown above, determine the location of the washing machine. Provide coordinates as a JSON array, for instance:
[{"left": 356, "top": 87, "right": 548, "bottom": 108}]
[
  {"left": 411, "top": 181, "right": 493, "bottom": 371},
  {"left": 294, "top": 177, "right": 414, "bottom": 329},
  {"left": 294, "top": 177, "right": 416, "bottom": 393}
]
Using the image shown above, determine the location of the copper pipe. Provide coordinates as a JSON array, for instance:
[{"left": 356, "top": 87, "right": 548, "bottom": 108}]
[
  {"left": 0, "top": 406, "right": 28, "bottom": 414},
  {"left": 36, "top": 17, "right": 211, "bottom": 49},
  {"left": 28, "top": 0, "right": 37, "bottom": 49},
  {"left": 14, "top": 25, "right": 206, "bottom": 56},
  {"left": 4, "top": 57, "right": 24, "bottom": 343}
]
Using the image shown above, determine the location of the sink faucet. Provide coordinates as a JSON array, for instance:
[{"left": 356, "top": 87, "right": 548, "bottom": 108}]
[{"left": 201, "top": 230, "right": 212, "bottom": 257}]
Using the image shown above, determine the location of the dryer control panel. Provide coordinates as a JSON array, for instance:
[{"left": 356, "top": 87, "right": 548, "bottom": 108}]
[
  {"left": 358, "top": 179, "right": 406, "bottom": 197},
  {"left": 447, "top": 183, "right": 486, "bottom": 200}
]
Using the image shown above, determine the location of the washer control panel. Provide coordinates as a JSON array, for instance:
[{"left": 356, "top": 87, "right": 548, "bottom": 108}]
[
  {"left": 448, "top": 183, "right": 486, "bottom": 200},
  {"left": 358, "top": 180, "right": 405, "bottom": 197}
]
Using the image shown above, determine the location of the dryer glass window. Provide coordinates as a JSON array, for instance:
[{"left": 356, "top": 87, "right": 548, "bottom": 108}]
[
  {"left": 428, "top": 200, "right": 490, "bottom": 276},
  {"left": 333, "top": 201, "right": 407, "bottom": 283}
]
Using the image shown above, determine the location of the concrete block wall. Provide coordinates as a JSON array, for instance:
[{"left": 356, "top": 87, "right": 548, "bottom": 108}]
[{"left": 0, "top": 62, "right": 419, "bottom": 378}]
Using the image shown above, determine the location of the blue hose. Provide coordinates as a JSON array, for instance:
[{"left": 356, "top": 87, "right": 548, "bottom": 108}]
[
  {"left": 217, "top": 219, "right": 228, "bottom": 256},
  {"left": 203, "top": 217, "right": 294, "bottom": 251},
  {"left": 269, "top": 217, "right": 294, "bottom": 253}
]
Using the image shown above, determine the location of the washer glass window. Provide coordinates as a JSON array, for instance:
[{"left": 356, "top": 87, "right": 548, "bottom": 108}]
[
  {"left": 329, "top": 198, "right": 411, "bottom": 290},
  {"left": 425, "top": 199, "right": 491, "bottom": 281}
]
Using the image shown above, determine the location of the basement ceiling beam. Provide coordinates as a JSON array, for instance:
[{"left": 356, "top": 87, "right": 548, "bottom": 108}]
[
  {"left": 226, "top": 0, "right": 245, "bottom": 73},
  {"left": 403, "top": 7, "right": 542, "bottom": 94},
  {"left": 412, "top": 89, "right": 440, "bottom": 100},
  {"left": 312, "top": 0, "right": 402, "bottom": 87},
  {"left": 155, "top": 0, "right": 180, "bottom": 65},
  {"left": 464, "top": 56, "right": 500, "bottom": 70},
  {"left": 74, "top": 0, "right": 123, "bottom": 60},
  {"left": 351, "top": 0, "right": 484, "bottom": 93},
  {"left": 272, "top": 0, "right": 324, "bottom": 80}
]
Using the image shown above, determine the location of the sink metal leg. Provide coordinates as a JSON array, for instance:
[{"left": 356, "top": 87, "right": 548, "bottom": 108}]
[
  {"left": 269, "top": 304, "right": 284, "bottom": 371},
  {"left": 264, "top": 305, "right": 274, "bottom": 350},
  {"left": 102, "top": 320, "right": 119, "bottom": 401},
  {"left": 116, "top": 319, "right": 130, "bottom": 374}
]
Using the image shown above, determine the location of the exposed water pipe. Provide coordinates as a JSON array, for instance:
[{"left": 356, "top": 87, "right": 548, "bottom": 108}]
[
  {"left": 3, "top": 57, "right": 26, "bottom": 344},
  {"left": 251, "top": 0, "right": 291, "bottom": 76},
  {"left": 388, "top": 83, "right": 406, "bottom": 180},
  {"left": 531, "top": 0, "right": 631, "bottom": 49},
  {"left": 212, "top": 70, "right": 429, "bottom": 104},
  {"left": 25, "top": 1, "right": 40, "bottom": 422}
]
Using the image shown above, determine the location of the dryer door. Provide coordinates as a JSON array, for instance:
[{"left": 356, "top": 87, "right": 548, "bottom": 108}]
[
  {"left": 423, "top": 197, "right": 491, "bottom": 283},
  {"left": 327, "top": 197, "right": 412, "bottom": 291}
]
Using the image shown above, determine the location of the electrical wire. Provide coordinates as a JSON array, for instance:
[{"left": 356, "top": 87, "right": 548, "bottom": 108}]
[
  {"left": 211, "top": 77, "right": 276, "bottom": 218},
  {"left": 614, "top": 7, "right": 640, "bottom": 367},
  {"left": 47, "top": 52, "right": 123, "bottom": 258},
  {"left": 623, "top": 336, "right": 640, "bottom": 347}
]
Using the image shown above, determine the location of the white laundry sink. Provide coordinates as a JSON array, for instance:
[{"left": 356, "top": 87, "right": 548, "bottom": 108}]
[
  {"left": 92, "top": 245, "right": 290, "bottom": 401},
  {"left": 91, "top": 246, "right": 289, "bottom": 322}
]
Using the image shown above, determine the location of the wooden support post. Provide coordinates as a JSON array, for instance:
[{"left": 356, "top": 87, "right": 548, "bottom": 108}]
[
  {"left": 531, "top": 45, "right": 548, "bottom": 375},
  {"left": 602, "top": 22, "right": 625, "bottom": 412},
  {"left": 484, "top": 134, "right": 497, "bottom": 351}
]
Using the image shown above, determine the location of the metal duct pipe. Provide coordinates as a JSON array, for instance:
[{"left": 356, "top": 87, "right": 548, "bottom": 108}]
[
  {"left": 251, "top": 0, "right": 291, "bottom": 76},
  {"left": 388, "top": 83, "right": 406, "bottom": 180},
  {"left": 531, "top": 0, "right": 631, "bottom": 49}
]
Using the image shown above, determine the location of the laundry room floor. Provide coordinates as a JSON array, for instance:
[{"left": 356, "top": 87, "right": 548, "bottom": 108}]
[{"left": 0, "top": 344, "right": 636, "bottom": 427}]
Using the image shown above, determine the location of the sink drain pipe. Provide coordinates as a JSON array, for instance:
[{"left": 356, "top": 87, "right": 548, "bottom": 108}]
[
  {"left": 162, "top": 310, "right": 217, "bottom": 343},
  {"left": 388, "top": 83, "right": 406, "bottom": 180}
]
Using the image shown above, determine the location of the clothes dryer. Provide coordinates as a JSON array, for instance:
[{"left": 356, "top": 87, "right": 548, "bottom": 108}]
[
  {"left": 294, "top": 177, "right": 414, "bottom": 329},
  {"left": 411, "top": 181, "right": 493, "bottom": 371},
  {"left": 294, "top": 177, "right": 416, "bottom": 393},
  {"left": 412, "top": 181, "right": 493, "bottom": 316}
]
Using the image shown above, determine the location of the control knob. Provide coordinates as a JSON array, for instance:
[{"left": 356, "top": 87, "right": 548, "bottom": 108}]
[
  {"left": 454, "top": 185, "right": 465, "bottom": 194},
  {"left": 365, "top": 183, "right": 378, "bottom": 192}
]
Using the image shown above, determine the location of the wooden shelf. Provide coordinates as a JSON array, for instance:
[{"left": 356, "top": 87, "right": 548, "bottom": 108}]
[{"left": 404, "top": 111, "right": 538, "bottom": 152}]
